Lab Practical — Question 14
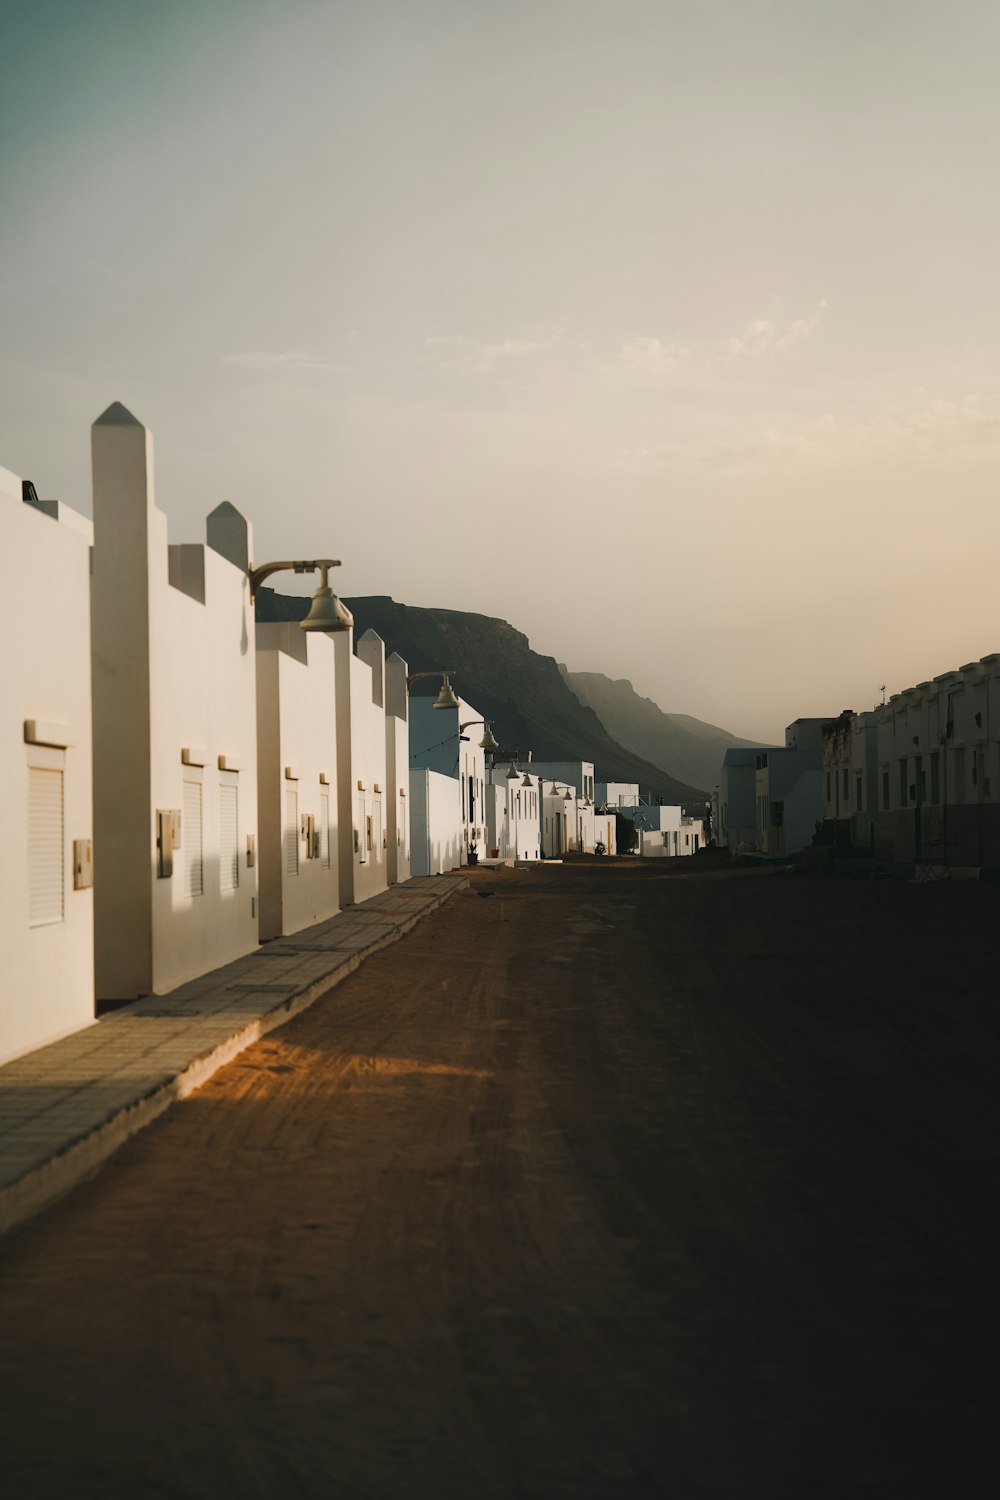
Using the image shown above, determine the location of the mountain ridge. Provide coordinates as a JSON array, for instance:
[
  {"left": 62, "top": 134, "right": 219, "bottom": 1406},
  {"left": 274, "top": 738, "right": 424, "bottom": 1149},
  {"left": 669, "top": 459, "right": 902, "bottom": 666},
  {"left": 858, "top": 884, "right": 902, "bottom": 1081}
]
[
  {"left": 256, "top": 590, "right": 707, "bottom": 801},
  {"left": 562, "top": 668, "right": 760, "bottom": 793}
]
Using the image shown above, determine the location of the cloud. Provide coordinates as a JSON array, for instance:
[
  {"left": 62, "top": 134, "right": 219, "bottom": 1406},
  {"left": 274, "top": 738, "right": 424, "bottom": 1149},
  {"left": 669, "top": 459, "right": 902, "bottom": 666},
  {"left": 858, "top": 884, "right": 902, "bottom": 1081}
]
[
  {"left": 617, "top": 336, "right": 689, "bottom": 375},
  {"left": 423, "top": 334, "right": 548, "bottom": 373},
  {"left": 613, "top": 387, "right": 1000, "bottom": 481},
  {"left": 726, "top": 301, "right": 827, "bottom": 359},
  {"left": 221, "top": 350, "right": 355, "bottom": 373}
]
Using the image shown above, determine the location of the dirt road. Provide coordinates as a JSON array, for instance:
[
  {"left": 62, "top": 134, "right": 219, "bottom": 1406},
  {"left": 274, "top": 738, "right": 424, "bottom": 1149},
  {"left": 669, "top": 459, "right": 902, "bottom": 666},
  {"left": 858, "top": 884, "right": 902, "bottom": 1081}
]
[{"left": 0, "top": 862, "right": 996, "bottom": 1497}]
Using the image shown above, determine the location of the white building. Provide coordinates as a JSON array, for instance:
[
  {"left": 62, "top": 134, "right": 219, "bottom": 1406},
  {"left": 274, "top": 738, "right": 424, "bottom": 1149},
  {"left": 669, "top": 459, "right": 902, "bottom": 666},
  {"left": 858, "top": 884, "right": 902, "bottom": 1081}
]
[
  {"left": 596, "top": 781, "right": 640, "bottom": 807},
  {"left": 527, "top": 760, "right": 597, "bottom": 852},
  {"left": 821, "top": 709, "right": 879, "bottom": 852},
  {"left": 91, "top": 406, "right": 260, "bottom": 999},
  {"left": 753, "top": 719, "right": 828, "bottom": 858},
  {"left": 870, "top": 658, "right": 1000, "bottom": 870},
  {"left": 339, "top": 629, "right": 393, "bottom": 906},
  {"left": 384, "top": 653, "right": 411, "bottom": 887},
  {"left": 489, "top": 763, "right": 541, "bottom": 862},
  {"left": 255, "top": 623, "right": 339, "bottom": 940},
  {"left": 0, "top": 466, "right": 95, "bottom": 1064},
  {"left": 410, "top": 691, "right": 488, "bottom": 866},
  {"left": 540, "top": 778, "right": 579, "bottom": 856},
  {"left": 715, "top": 747, "right": 767, "bottom": 854}
]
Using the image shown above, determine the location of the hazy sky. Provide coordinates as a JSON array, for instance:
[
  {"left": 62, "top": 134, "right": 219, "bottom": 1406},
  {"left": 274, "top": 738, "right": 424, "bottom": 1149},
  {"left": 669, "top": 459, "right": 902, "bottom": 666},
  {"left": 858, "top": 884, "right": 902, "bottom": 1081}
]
[{"left": 3, "top": 0, "right": 1000, "bottom": 741}]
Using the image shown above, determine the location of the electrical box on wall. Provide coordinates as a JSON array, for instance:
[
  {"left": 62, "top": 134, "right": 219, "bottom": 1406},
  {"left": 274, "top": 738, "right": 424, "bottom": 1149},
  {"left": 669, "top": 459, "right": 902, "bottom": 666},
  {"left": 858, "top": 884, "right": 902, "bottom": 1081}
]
[
  {"left": 246, "top": 833, "right": 256, "bottom": 868},
  {"left": 73, "top": 838, "right": 93, "bottom": 890}
]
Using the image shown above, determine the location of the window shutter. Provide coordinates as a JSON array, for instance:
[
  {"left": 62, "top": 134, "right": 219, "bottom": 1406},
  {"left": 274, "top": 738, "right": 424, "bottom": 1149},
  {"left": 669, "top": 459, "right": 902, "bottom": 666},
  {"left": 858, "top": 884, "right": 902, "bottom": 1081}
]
[
  {"left": 183, "top": 779, "right": 204, "bottom": 897},
  {"left": 219, "top": 780, "right": 239, "bottom": 892},
  {"left": 29, "top": 766, "right": 64, "bottom": 926},
  {"left": 285, "top": 785, "right": 299, "bottom": 875}
]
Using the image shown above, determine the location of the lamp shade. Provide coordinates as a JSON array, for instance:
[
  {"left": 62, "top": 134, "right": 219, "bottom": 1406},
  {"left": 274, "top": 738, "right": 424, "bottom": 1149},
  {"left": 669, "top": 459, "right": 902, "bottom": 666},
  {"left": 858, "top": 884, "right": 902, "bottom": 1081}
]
[
  {"left": 300, "top": 570, "right": 353, "bottom": 632},
  {"left": 480, "top": 724, "right": 500, "bottom": 752},
  {"left": 433, "top": 674, "right": 460, "bottom": 710}
]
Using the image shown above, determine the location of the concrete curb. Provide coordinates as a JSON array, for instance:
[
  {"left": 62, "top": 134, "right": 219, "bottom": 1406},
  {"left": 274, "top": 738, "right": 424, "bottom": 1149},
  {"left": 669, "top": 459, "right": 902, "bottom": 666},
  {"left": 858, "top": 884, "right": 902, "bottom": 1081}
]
[{"left": 0, "top": 876, "right": 468, "bottom": 1239}]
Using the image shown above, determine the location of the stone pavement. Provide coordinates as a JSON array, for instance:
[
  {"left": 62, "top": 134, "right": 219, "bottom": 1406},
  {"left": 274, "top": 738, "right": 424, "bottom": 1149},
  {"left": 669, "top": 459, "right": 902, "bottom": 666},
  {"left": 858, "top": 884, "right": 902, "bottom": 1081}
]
[{"left": 0, "top": 874, "right": 468, "bottom": 1238}]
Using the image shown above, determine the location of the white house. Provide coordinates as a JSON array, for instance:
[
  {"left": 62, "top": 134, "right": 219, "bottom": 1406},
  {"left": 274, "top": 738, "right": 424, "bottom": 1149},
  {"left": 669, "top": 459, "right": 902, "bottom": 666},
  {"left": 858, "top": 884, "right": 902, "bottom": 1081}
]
[
  {"left": 337, "top": 628, "right": 392, "bottom": 906},
  {"left": 0, "top": 466, "right": 95, "bottom": 1064},
  {"left": 410, "top": 691, "right": 488, "bottom": 866},
  {"left": 871, "top": 658, "right": 1000, "bottom": 870},
  {"left": 255, "top": 623, "right": 339, "bottom": 940},
  {"left": 821, "top": 709, "right": 879, "bottom": 852},
  {"left": 716, "top": 747, "right": 766, "bottom": 854},
  {"left": 540, "top": 778, "right": 579, "bottom": 856},
  {"left": 596, "top": 781, "right": 640, "bottom": 808},
  {"left": 384, "top": 652, "right": 411, "bottom": 887},
  {"left": 491, "top": 763, "right": 541, "bottom": 862},
  {"left": 91, "top": 405, "right": 260, "bottom": 999},
  {"left": 753, "top": 719, "right": 828, "bottom": 858},
  {"left": 527, "top": 759, "right": 598, "bottom": 852}
]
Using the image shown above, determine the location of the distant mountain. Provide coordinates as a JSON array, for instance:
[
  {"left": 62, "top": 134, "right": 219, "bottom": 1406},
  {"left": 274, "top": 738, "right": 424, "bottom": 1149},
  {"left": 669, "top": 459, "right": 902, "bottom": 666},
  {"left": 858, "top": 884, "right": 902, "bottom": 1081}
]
[
  {"left": 256, "top": 591, "right": 705, "bottom": 802},
  {"left": 562, "top": 669, "right": 760, "bottom": 792}
]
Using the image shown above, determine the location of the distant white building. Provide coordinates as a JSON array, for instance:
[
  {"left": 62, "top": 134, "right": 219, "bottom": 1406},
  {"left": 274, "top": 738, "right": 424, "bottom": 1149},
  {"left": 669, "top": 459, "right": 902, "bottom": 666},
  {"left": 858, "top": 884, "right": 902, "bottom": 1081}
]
[
  {"left": 90, "top": 405, "right": 260, "bottom": 999},
  {"left": 1, "top": 465, "right": 95, "bottom": 1064},
  {"left": 340, "top": 629, "right": 393, "bottom": 906},
  {"left": 754, "top": 720, "right": 829, "bottom": 858},
  {"left": 410, "top": 691, "right": 489, "bottom": 866},
  {"left": 715, "top": 747, "right": 767, "bottom": 854},
  {"left": 384, "top": 653, "right": 411, "bottom": 887},
  {"left": 596, "top": 781, "right": 640, "bottom": 807}
]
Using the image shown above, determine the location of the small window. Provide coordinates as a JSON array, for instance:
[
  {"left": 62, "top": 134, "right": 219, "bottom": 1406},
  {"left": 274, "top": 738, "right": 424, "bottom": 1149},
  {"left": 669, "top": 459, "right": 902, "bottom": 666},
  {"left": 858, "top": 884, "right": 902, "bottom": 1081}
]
[
  {"left": 882, "top": 770, "right": 890, "bottom": 811},
  {"left": 898, "top": 759, "right": 908, "bottom": 805},
  {"left": 855, "top": 775, "right": 863, "bottom": 810},
  {"left": 28, "top": 764, "right": 64, "bottom": 926},
  {"left": 930, "top": 752, "right": 940, "bottom": 804},
  {"left": 285, "top": 784, "right": 299, "bottom": 876},
  {"left": 842, "top": 768, "right": 849, "bottom": 802}
]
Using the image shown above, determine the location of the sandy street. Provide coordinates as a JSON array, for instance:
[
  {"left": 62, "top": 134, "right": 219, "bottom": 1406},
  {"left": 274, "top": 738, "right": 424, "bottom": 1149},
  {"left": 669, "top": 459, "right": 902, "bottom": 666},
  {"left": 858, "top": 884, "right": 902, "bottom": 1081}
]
[{"left": 0, "top": 861, "right": 996, "bottom": 1498}]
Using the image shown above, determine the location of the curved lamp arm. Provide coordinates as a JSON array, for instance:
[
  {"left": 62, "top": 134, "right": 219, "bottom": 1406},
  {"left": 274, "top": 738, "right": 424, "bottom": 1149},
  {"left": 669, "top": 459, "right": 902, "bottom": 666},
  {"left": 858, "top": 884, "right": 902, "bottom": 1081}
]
[{"left": 248, "top": 558, "right": 341, "bottom": 599}]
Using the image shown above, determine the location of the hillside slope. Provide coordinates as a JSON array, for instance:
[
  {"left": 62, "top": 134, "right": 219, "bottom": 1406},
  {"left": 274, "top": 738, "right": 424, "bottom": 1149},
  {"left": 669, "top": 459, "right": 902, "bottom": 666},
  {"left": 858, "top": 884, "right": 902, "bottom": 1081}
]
[
  {"left": 562, "top": 669, "right": 760, "bottom": 792},
  {"left": 256, "top": 591, "right": 704, "bottom": 801}
]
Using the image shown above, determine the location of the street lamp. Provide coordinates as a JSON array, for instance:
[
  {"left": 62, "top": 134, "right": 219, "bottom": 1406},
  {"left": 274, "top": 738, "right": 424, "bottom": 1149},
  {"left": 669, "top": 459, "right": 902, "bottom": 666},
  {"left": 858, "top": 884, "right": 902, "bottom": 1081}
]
[
  {"left": 406, "top": 670, "right": 460, "bottom": 710},
  {"left": 460, "top": 719, "right": 499, "bottom": 752},
  {"left": 247, "top": 558, "right": 353, "bottom": 632}
]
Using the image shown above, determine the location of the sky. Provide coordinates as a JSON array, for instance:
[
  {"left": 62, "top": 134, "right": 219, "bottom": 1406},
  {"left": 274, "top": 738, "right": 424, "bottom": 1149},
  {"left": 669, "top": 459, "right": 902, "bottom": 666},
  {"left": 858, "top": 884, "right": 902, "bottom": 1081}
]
[{"left": 3, "top": 0, "right": 1000, "bottom": 742}]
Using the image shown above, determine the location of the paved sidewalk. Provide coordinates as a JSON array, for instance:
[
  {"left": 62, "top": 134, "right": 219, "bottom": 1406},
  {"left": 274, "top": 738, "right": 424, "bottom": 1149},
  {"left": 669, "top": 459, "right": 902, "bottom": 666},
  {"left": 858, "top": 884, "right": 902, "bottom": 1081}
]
[{"left": 0, "top": 874, "right": 468, "bottom": 1238}]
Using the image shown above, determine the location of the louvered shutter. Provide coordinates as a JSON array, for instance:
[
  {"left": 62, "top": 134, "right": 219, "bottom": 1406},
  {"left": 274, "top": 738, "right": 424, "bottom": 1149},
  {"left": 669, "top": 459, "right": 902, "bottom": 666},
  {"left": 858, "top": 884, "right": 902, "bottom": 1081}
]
[
  {"left": 285, "top": 785, "right": 299, "bottom": 875},
  {"left": 29, "top": 767, "right": 64, "bottom": 926},
  {"left": 320, "top": 790, "right": 330, "bottom": 869},
  {"left": 184, "top": 779, "right": 204, "bottom": 897},
  {"left": 219, "top": 779, "right": 239, "bottom": 892}
]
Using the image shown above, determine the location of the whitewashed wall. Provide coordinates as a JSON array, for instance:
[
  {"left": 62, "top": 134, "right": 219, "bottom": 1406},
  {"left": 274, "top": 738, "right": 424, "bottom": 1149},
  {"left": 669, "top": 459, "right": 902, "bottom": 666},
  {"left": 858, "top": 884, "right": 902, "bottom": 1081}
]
[
  {"left": 410, "top": 768, "right": 464, "bottom": 875},
  {"left": 91, "top": 406, "right": 259, "bottom": 998},
  {"left": 256, "top": 623, "right": 338, "bottom": 940},
  {"left": 410, "top": 693, "right": 487, "bottom": 864},
  {"left": 0, "top": 466, "right": 95, "bottom": 1064},
  {"left": 385, "top": 652, "right": 410, "bottom": 886},
  {"left": 349, "top": 631, "right": 390, "bottom": 905}
]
